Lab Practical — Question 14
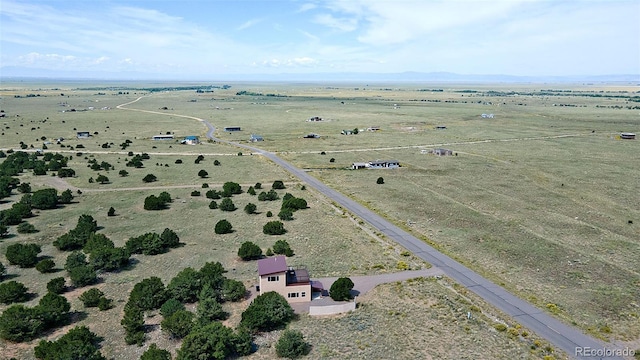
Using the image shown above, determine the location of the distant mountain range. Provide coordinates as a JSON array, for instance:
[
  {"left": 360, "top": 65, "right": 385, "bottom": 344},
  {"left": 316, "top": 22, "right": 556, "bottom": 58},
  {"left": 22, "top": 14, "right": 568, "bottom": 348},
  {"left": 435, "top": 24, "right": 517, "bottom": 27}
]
[{"left": 1, "top": 66, "right": 638, "bottom": 83}]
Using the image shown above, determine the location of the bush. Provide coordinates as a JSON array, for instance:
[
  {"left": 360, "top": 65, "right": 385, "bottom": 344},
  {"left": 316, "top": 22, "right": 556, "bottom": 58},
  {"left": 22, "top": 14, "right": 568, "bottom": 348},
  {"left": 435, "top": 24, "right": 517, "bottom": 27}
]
[
  {"left": 0, "top": 281, "right": 29, "bottom": 304},
  {"left": 31, "top": 188, "right": 58, "bottom": 209},
  {"left": 272, "top": 180, "right": 286, "bottom": 189},
  {"left": 141, "top": 344, "right": 171, "bottom": 360},
  {"left": 197, "top": 298, "right": 227, "bottom": 324},
  {"left": 144, "top": 195, "right": 167, "bottom": 210},
  {"left": 142, "top": 174, "right": 157, "bottom": 183},
  {"left": 214, "top": 219, "right": 233, "bottom": 234},
  {"left": 258, "top": 189, "right": 279, "bottom": 201},
  {"left": 329, "top": 277, "right": 354, "bottom": 301},
  {"left": 266, "top": 211, "right": 273, "bottom": 217},
  {"left": 263, "top": 221, "right": 286, "bottom": 235},
  {"left": 95, "top": 174, "right": 109, "bottom": 184},
  {"left": 278, "top": 209, "right": 294, "bottom": 221},
  {"left": 34, "top": 325, "right": 105, "bottom": 360},
  {"left": 222, "top": 181, "right": 242, "bottom": 195},
  {"left": 69, "top": 265, "right": 98, "bottom": 287},
  {"left": 37, "top": 292, "right": 71, "bottom": 326},
  {"left": 168, "top": 268, "right": 202, "bottom": 303},
  {"left": 213, "top": 159, "right": 220, "bottom": 166},
  {"left": 121, "top": 303, "right": 145, "bottom": 345},
  {"left": 197, "top": 170, "right": 208, "bottom": 178},
  {"left": 160, "top": 298, "right": 185, "bottom": 318},
  {"left": 244, "top": 203, "right": 257, "bottom": 214},
  {"left": 0, "top": 262, "right": 4, "bottom": 279},
  {"left": 201, "top": 183, "right": 209, "bottom": 188},
  {"left": 89, "top": 247, "right": 130, "bottom": 272},
  {"left": 219, "top": 198, "right": 236, "bottom": 212},
  {"left": 35, "top": 259, "right": 55, "bottom": 273},
  {"left": 377, "top": 177, "right": 384, "bottom": 184},
  {"left": 5, "top": 243, "right": 41, "bottom": 268},
  {"left": 176, "top": 322, "right": 237, "bottom": 360},
  {"left": 208, "top": 200, "right": 218, "bottom": 209},
  {"left": 222, "top": 279, "right": 246, "bottom": 302},
  {"left": 240, "top": 291, "right": 294, "bottom": 332},
  {"left": 107, "top": 206, "right": 116, "bottom": 216},
  {"left": 175, "top": 159, "right": 183, "bottom": 164},
  {"left": 58, "top": 189, "right": 73, "bottom": 204},
  {"left": 97, "top": 297, "right": 113, "bottom": 311},
  {"left": 0, "top": 305, "right": 44, "bottom": 342},
  {"left": 119, "top": 169, "right": 129, "bottom": 177},
  {"left": 275, "top": 329, "right": 311, "bottom": 359},
  {"left": 254, "top": 182, "right": 262, "bottom": 189},
  {"left": 247, "top": 186, "right": 256, "bottom": 195},
  {"left": 238, "top": 241, "right": 262, "bottom": 261},
  {"left": 161, "top": 310, "right": 195, "bottom": 339},
  {"left": 190, "top": 190, "right": 200, "bottom": 196},
  {"left": 128, "top": 277, "right": 169, "bottom": 311},
  {"left": 47, "top": 277, "right": 66, "bottom": 294},
  {"left": 272, "top": 240, "right": 294, "bottom": 257},
  {"left": 205, "top": 189, "right": 221, "bottom": 199}
]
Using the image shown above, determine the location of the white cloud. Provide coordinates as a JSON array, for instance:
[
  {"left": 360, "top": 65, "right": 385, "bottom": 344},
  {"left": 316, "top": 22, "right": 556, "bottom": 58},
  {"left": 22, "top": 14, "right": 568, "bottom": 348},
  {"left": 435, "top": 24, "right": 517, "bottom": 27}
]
[
  {"left": 313, "top": 13, "right": 358, "bottom": 32},
  {"left": 237, "top": 18, "right": 263, "bottom": 31}
]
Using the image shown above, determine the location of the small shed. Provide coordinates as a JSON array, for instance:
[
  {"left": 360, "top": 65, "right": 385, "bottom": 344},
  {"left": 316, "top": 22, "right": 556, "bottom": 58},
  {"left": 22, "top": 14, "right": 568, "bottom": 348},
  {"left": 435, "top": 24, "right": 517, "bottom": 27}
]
[
  {"left": 303, "top": 133, "right": 320, "bottom": 139},
  {"left": 250, "top": 134, "right": 264, "bottom": 142},
  {"left": 621, "top": 132, "right": 636, "bottom": 140},
  {"left": 224, "top": 126, "right": 242, "bottom": 132},
  {"left": 76, "top": 131, "right": 90, "bottom": 139}
]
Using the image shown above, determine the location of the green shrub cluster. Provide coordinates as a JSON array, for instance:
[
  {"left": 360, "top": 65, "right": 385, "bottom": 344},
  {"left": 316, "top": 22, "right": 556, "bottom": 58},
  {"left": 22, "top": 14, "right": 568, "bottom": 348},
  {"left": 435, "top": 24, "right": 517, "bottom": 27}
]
[
  {"left": 143, "top": 191, "right": 171, "bottom": 210},
  {"left": 53, "top": 214, "right": 99, "bottom": 251},
  {"left": 5, "top": 243, "right": 41, "bottom": 267},
  {"left": 125, "top": 228, "right": 181, "bottom": 255},
  {"left": 34, "top": 326, "right": 106, "bottom": 360}
]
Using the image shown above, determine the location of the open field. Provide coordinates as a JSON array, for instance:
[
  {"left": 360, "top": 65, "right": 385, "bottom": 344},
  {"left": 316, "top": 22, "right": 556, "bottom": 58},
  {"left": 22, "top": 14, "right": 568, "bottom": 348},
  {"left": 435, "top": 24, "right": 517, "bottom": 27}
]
[{"left": 1, "top": 80, "right": 639, "bottom": 359}]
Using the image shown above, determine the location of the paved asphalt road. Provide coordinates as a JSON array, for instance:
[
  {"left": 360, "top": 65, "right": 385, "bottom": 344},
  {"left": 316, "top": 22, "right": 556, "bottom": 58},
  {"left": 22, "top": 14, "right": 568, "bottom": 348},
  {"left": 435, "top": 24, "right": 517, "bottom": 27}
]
[{"left": 200, "top": 119, "right": 624, "bottom": 359}]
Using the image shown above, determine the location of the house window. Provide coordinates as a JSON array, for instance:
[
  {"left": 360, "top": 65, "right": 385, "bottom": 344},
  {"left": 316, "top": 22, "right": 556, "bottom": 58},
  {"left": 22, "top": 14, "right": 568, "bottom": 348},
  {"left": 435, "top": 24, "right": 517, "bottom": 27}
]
[
  {"left": 287, "top": 292, "right": 299, "bottom": 298},
  {"left": 268, "top": 276, "right": 279, "bottom": 282},
  {"left": 301, "top": 292, "right": 306, "bottom": 297}
]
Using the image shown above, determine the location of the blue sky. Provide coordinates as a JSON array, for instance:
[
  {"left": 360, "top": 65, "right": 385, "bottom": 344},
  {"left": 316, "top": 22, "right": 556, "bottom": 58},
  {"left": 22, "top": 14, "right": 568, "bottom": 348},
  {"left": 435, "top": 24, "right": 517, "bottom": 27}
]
[{"left": 1, "top": 0, "right": 638, "bottom": 79}]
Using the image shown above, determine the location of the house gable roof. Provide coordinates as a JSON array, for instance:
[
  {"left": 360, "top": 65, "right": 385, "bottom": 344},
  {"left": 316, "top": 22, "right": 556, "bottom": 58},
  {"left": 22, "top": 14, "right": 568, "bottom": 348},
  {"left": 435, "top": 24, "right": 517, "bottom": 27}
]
[{"left": 258, "top": 256, "right": 288, "bottom": 276}]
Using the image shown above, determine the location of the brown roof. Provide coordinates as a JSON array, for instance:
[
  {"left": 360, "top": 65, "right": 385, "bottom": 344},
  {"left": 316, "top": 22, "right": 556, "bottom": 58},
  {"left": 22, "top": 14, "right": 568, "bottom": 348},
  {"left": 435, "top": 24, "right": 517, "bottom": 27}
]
[{"left": 257, "top": 256, "right": 288, "bottom": 276}]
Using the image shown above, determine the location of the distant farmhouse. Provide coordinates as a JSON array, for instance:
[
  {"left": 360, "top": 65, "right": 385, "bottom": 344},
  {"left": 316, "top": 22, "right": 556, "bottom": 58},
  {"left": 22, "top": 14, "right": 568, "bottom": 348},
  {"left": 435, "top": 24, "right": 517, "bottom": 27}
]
[
  {"left": 181, "top": 136, "right": 199, "bottom": 145},
  {"left": 224, "top": 126, "right": 241, "bottom": 132},
  {"left": 352, "top": 160, "right": 400, "bottom": 170},
  {"left": 257, "top": 256, "right": 323, "bottom": 304},
  {"left": 422, "top": 148, "right": 453, "bottom": 156},
  {"left": 303, "top": 133, "right": 320, "bottom": 139},
  {"left": 250, "top": 134, "right": 264, "bottom": 142},
  {"left": 152, "top": 134, "right": 174, "bottom": 140},
  {"left": 76, "top": 131, "right": 90, "bottom": 139},
  {"left": 367, "top": 126, "right": 380, "bottom": 131},
  {"left": 621, "top": 132, "right": 636, "bottom": 140},
  {"left": 307, "top": 116, "right": 323, "bottom": 122}
]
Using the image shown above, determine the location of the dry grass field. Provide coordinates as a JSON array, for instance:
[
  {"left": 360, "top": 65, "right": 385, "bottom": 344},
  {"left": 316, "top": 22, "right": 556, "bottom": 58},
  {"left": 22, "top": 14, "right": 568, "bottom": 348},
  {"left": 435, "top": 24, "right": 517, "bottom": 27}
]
[{"left": 1, "top": 80, "right": 639, "bottom": 359}]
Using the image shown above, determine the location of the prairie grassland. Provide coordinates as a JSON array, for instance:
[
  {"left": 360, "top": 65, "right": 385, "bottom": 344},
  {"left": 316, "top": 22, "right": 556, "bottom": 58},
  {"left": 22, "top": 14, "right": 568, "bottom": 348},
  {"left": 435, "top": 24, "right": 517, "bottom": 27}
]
[{"left": 0, "top": 81, "right": 638, "bottom": 358}]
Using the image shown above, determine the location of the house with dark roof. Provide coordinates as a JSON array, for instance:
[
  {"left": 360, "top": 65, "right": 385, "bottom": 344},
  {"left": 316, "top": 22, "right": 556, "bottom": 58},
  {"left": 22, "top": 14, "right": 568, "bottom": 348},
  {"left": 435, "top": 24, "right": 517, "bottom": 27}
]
[{"left": 257, "top": 256, "right": 323, "bottom": 303}]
